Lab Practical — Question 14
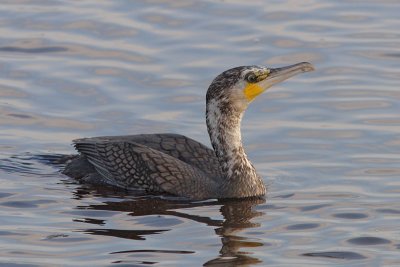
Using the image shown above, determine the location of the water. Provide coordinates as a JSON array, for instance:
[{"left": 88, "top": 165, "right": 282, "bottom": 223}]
[{"left": 0, "top": 0, "right": 399, "bottom": 266}]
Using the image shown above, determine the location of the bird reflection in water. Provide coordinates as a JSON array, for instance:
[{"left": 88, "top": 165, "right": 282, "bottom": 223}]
[{"left": 72, "top": 185, "right": 265, "bottom": 266}]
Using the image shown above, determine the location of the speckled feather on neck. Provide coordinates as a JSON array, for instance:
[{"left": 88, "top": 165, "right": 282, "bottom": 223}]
[{"left": 206, "top": 67, "right": 266, "bottom": 198}]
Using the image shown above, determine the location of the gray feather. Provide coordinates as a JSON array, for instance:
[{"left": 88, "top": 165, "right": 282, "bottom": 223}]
[{"left": 73, "top": 138, "right": 219, "bottom": 198}]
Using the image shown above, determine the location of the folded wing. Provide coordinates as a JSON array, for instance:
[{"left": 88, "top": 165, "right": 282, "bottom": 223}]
[{"left": 74, "top": 139, "right": 219, "bottom": 199}]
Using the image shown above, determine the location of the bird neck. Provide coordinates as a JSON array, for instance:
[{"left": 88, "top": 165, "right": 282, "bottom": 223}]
[{"left": 206, "top": 99, "right": 266, "bottom": 198}]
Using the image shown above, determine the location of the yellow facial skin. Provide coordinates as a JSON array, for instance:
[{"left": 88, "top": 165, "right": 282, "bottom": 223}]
[
  {"left": 243, "top": 83, "right": 264, "bottom": 101},
  {"left": 243, "top": 69, "right": 270, "bottom": 101}
]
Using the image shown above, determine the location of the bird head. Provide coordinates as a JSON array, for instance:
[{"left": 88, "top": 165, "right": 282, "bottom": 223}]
[{"left": 206, "top": 62, "right": 314, "bottom": 113}]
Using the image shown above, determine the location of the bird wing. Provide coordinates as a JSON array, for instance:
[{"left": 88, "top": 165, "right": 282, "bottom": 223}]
[
  {"left": 73, "top": 133, "right": 223, "bottom": 180},
  {"left": 73, "top": 139, "right": 219, "bottom": 199}
]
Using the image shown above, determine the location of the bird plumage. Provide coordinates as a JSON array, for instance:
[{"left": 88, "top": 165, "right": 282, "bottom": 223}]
[{"left": 63, "top": 62, "right": 314, "bottom": 199}]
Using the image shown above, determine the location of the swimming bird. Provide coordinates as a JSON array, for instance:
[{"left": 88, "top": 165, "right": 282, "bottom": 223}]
[{"left": 63, "top": 62, "right": 314, "bottom": 199}]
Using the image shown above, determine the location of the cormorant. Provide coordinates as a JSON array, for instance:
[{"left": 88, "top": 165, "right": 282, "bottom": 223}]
[{"left": 63, "top": 62, "right": 314, "bottom": 199}]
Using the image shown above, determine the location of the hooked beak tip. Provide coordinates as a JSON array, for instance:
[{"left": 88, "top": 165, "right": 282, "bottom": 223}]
[{"left": 300, "top": 62, "right": 315, "bottom": 72}]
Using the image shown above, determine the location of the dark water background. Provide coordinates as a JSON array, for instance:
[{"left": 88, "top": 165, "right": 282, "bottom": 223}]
[{"left": 0, "top": 1, "right": 399, "bottom": 266}]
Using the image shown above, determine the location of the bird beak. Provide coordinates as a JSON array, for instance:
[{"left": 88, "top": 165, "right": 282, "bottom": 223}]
[
  {"left": 259, "top": 62, "right": 314, "bottom": 90},
  {"left": 243, "top": 62, "right": 314, "bottom": 102}
]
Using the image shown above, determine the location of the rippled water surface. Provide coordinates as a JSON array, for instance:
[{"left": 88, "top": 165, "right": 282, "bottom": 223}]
[{"left": 1, "top": 1, "right": 400, "bottom": 266}]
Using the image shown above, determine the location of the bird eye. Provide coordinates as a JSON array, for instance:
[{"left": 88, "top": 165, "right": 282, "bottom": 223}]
[{"left": 245, "top": 73, "right": 257, "bottom": 83}]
